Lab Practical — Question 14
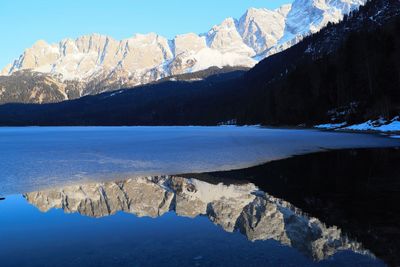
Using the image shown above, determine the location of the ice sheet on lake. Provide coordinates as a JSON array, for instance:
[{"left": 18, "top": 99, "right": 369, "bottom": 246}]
[{"left": 0, "top": 126, "right": 399, "bottom": 195}]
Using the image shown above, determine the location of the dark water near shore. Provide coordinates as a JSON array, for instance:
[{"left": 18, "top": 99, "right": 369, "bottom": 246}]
[
  {"left": 1, "top": 148, "right": 399, "bottom": 267},
  {"left": 186, "top": 148, "right": 400, "bottom": 266}
]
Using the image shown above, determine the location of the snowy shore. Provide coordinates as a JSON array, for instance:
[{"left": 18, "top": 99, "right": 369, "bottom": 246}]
[{"left": 314, "top": 117, "right": 400, "bottom": 138}]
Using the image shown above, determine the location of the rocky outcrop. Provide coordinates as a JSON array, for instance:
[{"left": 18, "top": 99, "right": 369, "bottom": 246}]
[{"left": 25, "top": 176, "right": 371, "bottom": 261}]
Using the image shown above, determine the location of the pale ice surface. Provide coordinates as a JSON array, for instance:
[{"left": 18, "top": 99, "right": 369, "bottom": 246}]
[{"left": 0, "top": 126, "right": 399, "bottom": 195}]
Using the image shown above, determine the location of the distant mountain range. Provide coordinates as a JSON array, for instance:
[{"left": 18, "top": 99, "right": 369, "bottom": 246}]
[
  {"left": 0, "top": 0, "right": 398, "bottom": 127},
  {"left": 0, "top": 0, "right": 365, "bottom": 104}
]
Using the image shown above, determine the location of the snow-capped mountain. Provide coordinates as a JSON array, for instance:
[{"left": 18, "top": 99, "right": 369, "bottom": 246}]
[{"left": 0, "top": 0, "right": 366, "bottom": 103}]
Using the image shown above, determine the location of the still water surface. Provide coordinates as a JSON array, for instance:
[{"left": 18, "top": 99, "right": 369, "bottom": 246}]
[
  {"left": 0, "top": 127, "right": 399, "bottom": 267},
  {"left": 0, "top": 126, "right": 398, "bottom": 195}
]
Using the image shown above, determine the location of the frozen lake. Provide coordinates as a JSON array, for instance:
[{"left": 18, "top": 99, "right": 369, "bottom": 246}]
[{"left": 0, "top": 126, "right": 399, "bottom": 195}]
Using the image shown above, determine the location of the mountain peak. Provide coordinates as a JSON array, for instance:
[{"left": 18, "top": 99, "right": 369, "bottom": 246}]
[
  {"left": 0, "top": 63, "right": 12, "bottom": 76},
  {"left": 244, "top": 7, "right": 265, "bottom": 16},
  {"left": 213, "top": 17, "right": 238, "bottom": 31},
  {"left": 131, "top": 32, "right": 160, "bottom": 40},
  {"left": 238, "top": 5, "right": 290, "bottom": 54},
  {"left": 32, "top": 39, "right": 50, "bottom": 48},
  {"left": 276, "top": 4, "right": 292, "bottom": 15}
]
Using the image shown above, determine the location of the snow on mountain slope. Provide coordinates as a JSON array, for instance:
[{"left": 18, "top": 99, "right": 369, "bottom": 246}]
[
  {"left": 0, "top": 0, "right": 367, "bottom": 102},
  {"left": 206, "top": 18, "right": 256, "bottom": 57},
  {"left": 265, "top": 0, "right": 367, "bottom": 57},
  {"left": 283, "top": 0, "right": 367, "bottom": 42},
  {"left": 238, "top": 5, "right": 292, "bottom": 54}
]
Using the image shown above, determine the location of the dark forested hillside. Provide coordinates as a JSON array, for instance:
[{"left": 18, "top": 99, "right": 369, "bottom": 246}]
[
  {"left": 0, "top": 70, "right": 247, "bottom": 126},
  {"left": 238, "top": 0, "right": 400, "bottom": 126},
  {"left": 0, "top": 0, "right": 399, "bottom": 126}
]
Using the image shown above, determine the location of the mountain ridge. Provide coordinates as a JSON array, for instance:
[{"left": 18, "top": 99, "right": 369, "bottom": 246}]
[
  {"left": 0, "top": 0, "right": 366, "bottom": 104},
  {"left": 0, "top": 0, "right": 397, "bottom": 127}
]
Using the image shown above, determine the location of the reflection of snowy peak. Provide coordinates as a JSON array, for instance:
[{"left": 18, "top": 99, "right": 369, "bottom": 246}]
[
  {"left": 25, "top": 176, "right": 371, "bottom": 261},
  {"left": 0, "top": 0, "right": 367, "bottom": 103}
]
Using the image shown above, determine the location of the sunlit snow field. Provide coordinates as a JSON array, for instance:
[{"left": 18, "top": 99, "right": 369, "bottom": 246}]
[{"left": 0, "top": 126, "right": 399, "bottom": 195}]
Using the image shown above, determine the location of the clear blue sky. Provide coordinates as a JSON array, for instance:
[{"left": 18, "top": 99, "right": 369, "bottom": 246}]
[{"left": 0, "top": 0, "right": 291, "bottom": 69}]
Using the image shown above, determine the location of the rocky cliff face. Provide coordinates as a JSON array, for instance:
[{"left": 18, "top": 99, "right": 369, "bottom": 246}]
[
  {"left": 25, "top": 176, "right": 371, "bottom": 261},
  {"left": 0, "top": 0, "right": 366, "bottom": 104}
]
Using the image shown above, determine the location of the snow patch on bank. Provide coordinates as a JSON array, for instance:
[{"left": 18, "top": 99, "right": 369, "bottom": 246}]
[
  {"left": 314, "top": 122, "right": 347, "bottom": 130},
  {"left": 344, "top": 117, "right": 400, "bottom": 132},
  {"left": 314, "top": 116, "right": 400, "bottom": 133}
]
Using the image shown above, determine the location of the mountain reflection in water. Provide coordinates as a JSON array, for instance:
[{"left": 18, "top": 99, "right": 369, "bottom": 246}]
[
  {"left": 2, "top": 148, "right": 398, "bottom": 267},
  {"left": 25, "top": 175, "right": 370, "bottom": 262}
]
